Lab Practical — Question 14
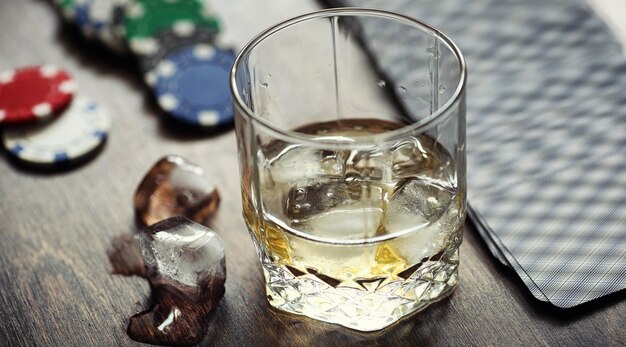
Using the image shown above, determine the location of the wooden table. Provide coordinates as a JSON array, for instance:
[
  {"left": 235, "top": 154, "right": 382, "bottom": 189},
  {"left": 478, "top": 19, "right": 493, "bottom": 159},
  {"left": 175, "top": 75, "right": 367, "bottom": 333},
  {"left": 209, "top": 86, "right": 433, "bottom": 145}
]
[{"left": 1, "top": 1, "right": 624, "bottom": 346}]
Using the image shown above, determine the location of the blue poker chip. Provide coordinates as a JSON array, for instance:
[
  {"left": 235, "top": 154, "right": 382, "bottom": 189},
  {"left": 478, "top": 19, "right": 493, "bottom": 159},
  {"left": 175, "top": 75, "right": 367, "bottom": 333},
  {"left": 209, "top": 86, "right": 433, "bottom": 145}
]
[
  {"left": 73, "top": 2, "right": 95, "bottom": 36},
  {"left": 153, "top": 44, "right": 235, "bottom": 128},
  {"left": 68, "top": 0, "right": 128, "bottom": 52},
  {"left": 2, "top": 97, "right": 110, "bottom": 165}
]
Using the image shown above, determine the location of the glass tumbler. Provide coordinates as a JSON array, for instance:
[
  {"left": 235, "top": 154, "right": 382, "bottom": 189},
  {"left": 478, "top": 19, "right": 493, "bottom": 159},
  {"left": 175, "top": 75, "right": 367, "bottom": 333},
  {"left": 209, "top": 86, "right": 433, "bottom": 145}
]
[{"left": 231, "top": 8, "right": 466, "bottom": 332}]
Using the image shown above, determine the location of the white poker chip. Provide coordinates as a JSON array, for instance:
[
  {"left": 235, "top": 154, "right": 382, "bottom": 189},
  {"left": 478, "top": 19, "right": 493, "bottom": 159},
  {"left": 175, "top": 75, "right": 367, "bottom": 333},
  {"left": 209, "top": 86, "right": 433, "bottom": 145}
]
[{"left": 2, "top": 96, "right": 110, "bottom": 165}]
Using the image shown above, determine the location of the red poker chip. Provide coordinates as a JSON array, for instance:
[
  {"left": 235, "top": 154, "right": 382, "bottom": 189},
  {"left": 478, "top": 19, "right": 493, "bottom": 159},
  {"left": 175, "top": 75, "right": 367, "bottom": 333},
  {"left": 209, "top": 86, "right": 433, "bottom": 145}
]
[{"left": 0, "top": 65, "right": 76, "bottom": 124}]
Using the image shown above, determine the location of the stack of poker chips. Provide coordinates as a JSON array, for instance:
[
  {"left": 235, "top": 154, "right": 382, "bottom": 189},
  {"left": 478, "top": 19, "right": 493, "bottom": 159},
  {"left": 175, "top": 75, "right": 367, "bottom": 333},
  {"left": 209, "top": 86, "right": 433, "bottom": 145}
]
[
  {"left": 0, "top": 65, "right": 110, "bottom": 168},
  {"left": 52, "top": 0, "right": 236, "bottom": 130}
]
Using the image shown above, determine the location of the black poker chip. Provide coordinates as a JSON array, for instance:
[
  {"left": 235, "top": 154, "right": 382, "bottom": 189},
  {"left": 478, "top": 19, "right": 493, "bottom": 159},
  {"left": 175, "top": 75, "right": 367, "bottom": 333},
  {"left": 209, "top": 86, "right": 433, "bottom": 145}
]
[{"left": 133, "top": 24, "right": 220, "bottom": 81}]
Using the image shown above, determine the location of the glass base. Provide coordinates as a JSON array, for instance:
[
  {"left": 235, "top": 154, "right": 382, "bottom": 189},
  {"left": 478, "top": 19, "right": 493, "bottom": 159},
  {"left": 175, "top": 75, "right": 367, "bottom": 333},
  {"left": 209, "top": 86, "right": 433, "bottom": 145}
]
[{"left": 262, "top": 249, "right": 459, "bottom": 332}]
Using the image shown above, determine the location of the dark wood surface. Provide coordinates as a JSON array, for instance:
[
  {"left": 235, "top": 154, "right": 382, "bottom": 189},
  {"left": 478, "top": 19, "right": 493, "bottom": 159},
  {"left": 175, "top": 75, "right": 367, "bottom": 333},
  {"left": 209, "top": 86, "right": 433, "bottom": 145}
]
[{"left": 1, "top": 1, "right": 624, "bottom": 346}]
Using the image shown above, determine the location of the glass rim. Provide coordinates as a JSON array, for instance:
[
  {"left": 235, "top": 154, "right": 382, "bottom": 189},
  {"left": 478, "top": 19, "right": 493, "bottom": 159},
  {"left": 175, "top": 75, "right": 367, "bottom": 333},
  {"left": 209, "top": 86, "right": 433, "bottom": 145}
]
[{"left": 230, "top": 7, "right": 467, "bottom": 151}]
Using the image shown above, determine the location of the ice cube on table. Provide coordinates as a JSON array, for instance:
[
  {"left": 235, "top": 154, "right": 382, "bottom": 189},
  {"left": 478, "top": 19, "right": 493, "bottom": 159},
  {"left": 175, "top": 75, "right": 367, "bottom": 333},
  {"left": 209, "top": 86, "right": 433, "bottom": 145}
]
[
  {"left": 134, "top": 155, "right": 220, "bottom": 227},
  {"left": 128, "top": 216, "right": 226, "bottom": 346},
  {"left": 137, "top": 216, "right": 226, "bottom": 302}
]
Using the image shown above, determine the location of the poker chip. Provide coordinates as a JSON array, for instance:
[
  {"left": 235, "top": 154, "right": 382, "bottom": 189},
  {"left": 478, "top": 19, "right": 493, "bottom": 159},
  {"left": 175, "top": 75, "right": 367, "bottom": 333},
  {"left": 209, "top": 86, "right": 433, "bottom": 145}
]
[
  {"left": 124, "top": 0, "right": 220, "bottom": 56},
  {"left": 67, "top": 0, "right": 129, "bottom": 52},
  {"left": 136, "top": 25, "right": 218, "bottom": 79},
  {"left": 153, "top": 44, "right": 235, "bottom": 128},
  {"left": 2, "top": 97, "right": 110, "bottom": 165},
  {"left": 54, "top": 0, "right": 76, "bottom": 8},
  {"left": 0, "top": 65, "right": 76, "bottom": 124},
  {"left": 53, "top": 0, "right": 127, "bottom": 52},
  {"left": 86, "top": 0, "right": 129, "bottom": 52}
]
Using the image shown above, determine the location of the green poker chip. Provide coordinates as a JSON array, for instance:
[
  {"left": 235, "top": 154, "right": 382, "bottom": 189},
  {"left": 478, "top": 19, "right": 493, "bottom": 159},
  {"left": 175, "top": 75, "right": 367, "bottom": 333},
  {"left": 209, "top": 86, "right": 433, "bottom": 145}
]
[
  {"left": 54, "top": 0, "right": 75, "bottom": 9},
  {"left": 124, "top": 0, "right": 220, "bottom": 51}
]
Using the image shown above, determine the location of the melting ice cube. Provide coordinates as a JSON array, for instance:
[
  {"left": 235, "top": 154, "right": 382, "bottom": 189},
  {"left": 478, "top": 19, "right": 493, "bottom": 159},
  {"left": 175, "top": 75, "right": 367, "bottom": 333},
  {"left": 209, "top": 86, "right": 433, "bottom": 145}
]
[
  {"left": 286, "top": 180, "right": 385, "bottom": 239},
  {"left": 137, "top": 216, "right": 226, "bottom": 302},
  {"left": 127, "top": 216, "right": 226, "bottom": 346},
  {"left": 134, "top": 155, "right": 220, "bottom": 227}
]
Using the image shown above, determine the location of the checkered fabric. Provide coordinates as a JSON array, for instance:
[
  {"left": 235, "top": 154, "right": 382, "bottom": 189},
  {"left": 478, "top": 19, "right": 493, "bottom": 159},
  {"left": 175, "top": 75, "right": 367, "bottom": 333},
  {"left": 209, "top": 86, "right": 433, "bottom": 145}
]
[{"left": 326, "top": 0, "right": 626, "bottom": 307}]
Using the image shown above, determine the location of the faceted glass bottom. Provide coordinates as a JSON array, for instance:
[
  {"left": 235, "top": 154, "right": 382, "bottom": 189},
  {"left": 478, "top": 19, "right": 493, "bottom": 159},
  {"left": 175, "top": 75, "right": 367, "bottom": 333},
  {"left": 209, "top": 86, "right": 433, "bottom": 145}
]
[{"left": 262, "top": 248, "right": 459, "bottom": 332}]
